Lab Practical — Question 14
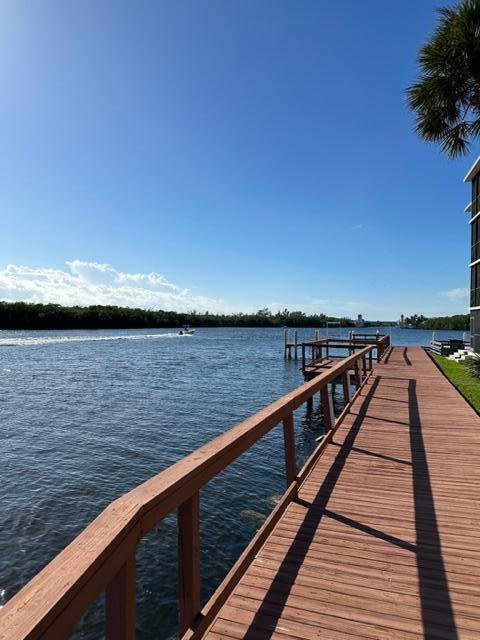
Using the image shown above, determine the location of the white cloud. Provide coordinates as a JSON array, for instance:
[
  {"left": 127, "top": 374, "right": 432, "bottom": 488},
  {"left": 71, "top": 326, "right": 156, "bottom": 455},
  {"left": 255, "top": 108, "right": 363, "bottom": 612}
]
[
  {"left": 438, "top": 287, "right": 469, "bottom": 300},
  {"left": 67, "top": 260, "right": 179, "bottom": 290},
  {"left": 0, "top": 261, "right": 224, "bottom": 312},
  {"left": 1, "top": 261, "right": 469, "bottom": 319}
]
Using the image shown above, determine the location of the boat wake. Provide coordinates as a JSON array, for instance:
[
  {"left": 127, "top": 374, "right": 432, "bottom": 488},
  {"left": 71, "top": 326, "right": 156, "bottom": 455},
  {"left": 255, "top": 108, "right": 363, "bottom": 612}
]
[{"left": 0, "top": 332, "right": 181, "bottom": 347}]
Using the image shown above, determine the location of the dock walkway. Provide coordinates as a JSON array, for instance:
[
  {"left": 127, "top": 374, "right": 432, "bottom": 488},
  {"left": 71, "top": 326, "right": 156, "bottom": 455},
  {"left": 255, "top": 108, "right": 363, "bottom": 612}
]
[
  {"left": 204, "top": 347, "right": 480, "bottom": 639},
  {"left": 2, "top": 345, "right": 480, "bottom": 640}
]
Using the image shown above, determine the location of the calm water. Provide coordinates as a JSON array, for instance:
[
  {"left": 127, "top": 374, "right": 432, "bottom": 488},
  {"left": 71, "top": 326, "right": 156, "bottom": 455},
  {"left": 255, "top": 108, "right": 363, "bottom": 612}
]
[{"left": 0, "top": 326, "right": 466, "bottom": 638}]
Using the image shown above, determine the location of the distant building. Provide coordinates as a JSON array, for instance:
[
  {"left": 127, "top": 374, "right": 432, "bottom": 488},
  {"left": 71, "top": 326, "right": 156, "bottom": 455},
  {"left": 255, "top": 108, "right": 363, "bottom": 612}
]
[
  {"left": 464, "top": 157, "right": 480, "bottom": 352},
  {"left": 398, "top": 314, "right": 406, "bottom": 329},
  {"left": 355, "top": 314, "right": 364, "bottom": 327}
]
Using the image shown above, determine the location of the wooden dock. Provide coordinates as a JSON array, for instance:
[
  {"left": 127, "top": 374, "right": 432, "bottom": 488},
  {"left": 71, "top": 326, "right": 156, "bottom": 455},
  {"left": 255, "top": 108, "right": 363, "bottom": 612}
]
[
  {"left": 1, "top": 345, "right": 480, "bottom": 639},
  {"left": 203, "top": 347, "right": 480, "bottom": 640},
  {"left": 302, "top": 334, "right": 390, "bottom": 380}
]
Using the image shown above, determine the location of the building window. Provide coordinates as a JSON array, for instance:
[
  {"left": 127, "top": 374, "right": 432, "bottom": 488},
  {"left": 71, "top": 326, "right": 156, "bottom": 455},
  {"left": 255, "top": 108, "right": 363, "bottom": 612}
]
[
  {"left": 472, "top": 264, "right": 480, "bottom": 306},
  {"left": 472, "top": 219, "right": 480, "bottom": 262},
  {"left": 474, "top": 177, "right": 480, "bottom": 214}
]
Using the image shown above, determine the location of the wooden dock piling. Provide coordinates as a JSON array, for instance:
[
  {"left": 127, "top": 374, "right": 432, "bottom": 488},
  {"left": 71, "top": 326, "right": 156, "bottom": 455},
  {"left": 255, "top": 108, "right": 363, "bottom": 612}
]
[{"left": 283, "top": 329, "right": 299, "bottom": 360}]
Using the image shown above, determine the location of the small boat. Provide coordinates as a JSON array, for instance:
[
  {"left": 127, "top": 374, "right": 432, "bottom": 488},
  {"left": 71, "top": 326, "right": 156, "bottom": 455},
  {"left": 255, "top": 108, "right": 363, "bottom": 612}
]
[{"left": 179, "top": 325, "right": 195, "bottom": 335}]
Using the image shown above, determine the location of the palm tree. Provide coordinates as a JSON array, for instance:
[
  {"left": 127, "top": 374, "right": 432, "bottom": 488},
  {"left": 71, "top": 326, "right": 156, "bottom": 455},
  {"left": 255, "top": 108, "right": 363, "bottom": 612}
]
[{"left": 407, "top": 0, "right": 480, "bottom": 158}]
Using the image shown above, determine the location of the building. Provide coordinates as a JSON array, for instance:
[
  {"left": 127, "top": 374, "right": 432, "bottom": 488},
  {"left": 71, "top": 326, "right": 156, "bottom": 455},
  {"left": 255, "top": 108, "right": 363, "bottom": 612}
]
[
  {"left": 464, "top": 157, "right": 480, "bottom": 353},
  {"left": 398, "top": 314, "right": 406, "bottom": 329},
  {"left": 355, "top": 314, "right": 364, "bottom": 327}
]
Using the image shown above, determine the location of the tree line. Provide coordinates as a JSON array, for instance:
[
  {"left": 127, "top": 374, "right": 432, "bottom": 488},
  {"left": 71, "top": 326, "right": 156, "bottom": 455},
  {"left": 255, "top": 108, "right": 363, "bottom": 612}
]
[
  {"left": 0, "top": 302, "right": 356, "bottom": 330},
  {"left": 404, "top": 314, "right": 470, "bottom": 331},
  {"left": 0, "top": 302, "right": 469, "bottom": 331}
]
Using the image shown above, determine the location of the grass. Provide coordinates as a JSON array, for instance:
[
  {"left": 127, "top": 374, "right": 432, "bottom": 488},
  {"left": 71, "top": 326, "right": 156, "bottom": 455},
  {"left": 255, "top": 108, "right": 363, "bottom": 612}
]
[{"left": 430, "top": 352, "right": 480, "bottom": 413}]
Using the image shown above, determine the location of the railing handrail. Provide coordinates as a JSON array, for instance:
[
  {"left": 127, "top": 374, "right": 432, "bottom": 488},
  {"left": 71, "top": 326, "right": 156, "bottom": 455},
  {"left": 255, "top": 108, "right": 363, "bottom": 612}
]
[
  {"left": 302, "top": 335, "right": 388, "bottom": 347},
  {"left": 0, "top": 346, "right": 374, "bottom": 640}
]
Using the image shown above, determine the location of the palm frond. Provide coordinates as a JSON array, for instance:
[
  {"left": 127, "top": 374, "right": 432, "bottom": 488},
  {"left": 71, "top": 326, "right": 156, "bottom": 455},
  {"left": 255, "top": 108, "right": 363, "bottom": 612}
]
[{"left": 407, "top": 0, "right": 480, "bottom": 157}]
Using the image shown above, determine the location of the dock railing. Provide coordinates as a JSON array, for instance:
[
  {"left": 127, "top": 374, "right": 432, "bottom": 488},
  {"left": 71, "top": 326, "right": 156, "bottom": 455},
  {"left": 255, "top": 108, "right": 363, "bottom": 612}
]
[
  {"left": 0, "top": 346, "right": 378, "bottom": 640},
  {"left": 301, "top": 333, "right": 390, "bottom": 373}
]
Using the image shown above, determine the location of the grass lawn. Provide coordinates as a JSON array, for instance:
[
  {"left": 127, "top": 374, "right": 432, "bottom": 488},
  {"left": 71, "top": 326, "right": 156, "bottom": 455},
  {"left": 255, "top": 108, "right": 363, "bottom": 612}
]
[{"left": 430, "top": 352, "right": 480, "bottom": 413}]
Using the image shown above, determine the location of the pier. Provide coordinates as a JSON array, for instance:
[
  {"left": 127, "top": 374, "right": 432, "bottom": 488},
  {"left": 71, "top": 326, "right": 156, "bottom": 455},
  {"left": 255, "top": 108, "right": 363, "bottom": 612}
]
[
  {"left": 301, "top": 332, "right": 390, "bottom": 380},
  {"left": 1, "top": 344, "right": 480, "bottom": 639},
  {"left": 283, "top": 328, "right": 390, "bottom": 364},
  {"left": 283, "top": 329, "right": 299, "bottom": 359}
]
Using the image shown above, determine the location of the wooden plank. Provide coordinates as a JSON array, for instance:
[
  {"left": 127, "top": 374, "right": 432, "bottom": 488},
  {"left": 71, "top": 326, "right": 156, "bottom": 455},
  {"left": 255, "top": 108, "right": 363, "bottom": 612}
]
[
  {"left": 320, "top": 386, "right": 334, "bottom": 431},
  {"left": 106, "top": 553, "right": 136, "bottom": 640},
  {"left": 362, "top": 354, "right": 367, "bottom": 377},
  {"left": 245, "top": 561, "right": 480, "bottom": 611},
  {"left": 355, "top": 360, "right": 362, "bottom": 386},
  {"left": 233, "top": 580, "right": 480, "bottom": 633},
  {"left": 178, "top": 493, "right": 201, "bottom": 636},
  {"left": 342, "top": 371, "right": 351, "bottom": 403},
  {"left": 282, "top": 413, "right": 296, "bottom": 487}
]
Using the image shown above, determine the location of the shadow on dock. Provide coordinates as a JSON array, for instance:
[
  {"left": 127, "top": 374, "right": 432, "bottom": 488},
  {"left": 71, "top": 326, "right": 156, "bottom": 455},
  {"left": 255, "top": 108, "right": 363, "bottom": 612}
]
[
  {"left": 408, "top": 378, "right": 458, "bottom": 640},
  {"left": 243, "top": 376, "right": 381, "bottom": 639},
  {"left": 403, "top": 346, "right": 412, "bottom": 366},
  {"left": 243, "top": 374, "right": 458, "bottom": 640}
]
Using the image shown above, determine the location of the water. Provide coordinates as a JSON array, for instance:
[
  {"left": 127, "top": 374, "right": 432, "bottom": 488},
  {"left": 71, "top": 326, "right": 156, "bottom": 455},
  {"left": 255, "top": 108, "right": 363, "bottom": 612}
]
[{"left": 0, "top": 326, "right": 466, "bottom": 638}]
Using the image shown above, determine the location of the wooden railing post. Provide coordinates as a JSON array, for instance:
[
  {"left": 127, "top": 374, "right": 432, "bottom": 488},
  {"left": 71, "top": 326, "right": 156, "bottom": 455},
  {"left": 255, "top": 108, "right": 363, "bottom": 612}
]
[
  {"left": 320, "top": 385, "right": 334, "bottom": 431},
  {"left": 342, "top": 371, "right": 351, "bottom": 404},
  {"left": 362, "top": 355, "right": 367, "bottom": 377},
  {"left": 106, "top": 552, "right": 136, "bottom": 640},
  {"left": 355, "top": 360, "right": 362, "bottom": 386},
  {"left": 178, "top": 492, "right": 200, "bottom": 637},
  {"left": 368, "top": 349, "right": 373, "bottom": 370},
  {"left": 282, "top": 412, "right": 297, "bottom": 487}
]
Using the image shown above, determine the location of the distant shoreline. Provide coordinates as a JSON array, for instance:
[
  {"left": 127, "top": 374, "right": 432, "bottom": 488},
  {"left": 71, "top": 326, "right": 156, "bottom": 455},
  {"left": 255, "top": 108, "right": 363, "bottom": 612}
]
[{"left": 0, "top": 301, "right": 469, "bottom": 331}]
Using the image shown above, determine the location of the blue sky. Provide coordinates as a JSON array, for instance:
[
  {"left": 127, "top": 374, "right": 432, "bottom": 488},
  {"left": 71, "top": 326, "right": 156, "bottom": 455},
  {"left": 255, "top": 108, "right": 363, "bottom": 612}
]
[{"left": 0, "top": 0, "right": 474, "bottom": 319}]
